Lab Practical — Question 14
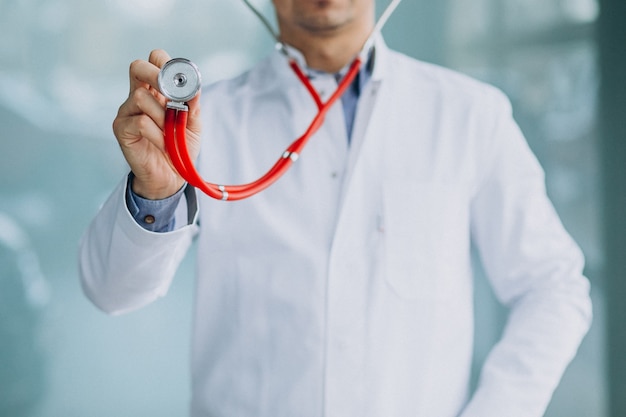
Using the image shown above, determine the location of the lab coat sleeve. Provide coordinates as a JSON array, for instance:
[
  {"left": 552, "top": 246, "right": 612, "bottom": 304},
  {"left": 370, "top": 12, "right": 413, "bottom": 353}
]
[
  {"left": 460, "top": 92, "right": 592, "bottom": 417},
  {"left": 78, "top": 178, "right": 199, "bottom": 315}
]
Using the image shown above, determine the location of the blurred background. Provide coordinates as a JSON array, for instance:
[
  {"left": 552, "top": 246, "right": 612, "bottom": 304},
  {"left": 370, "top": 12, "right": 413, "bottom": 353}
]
[{"left": 0, "top": 0, "right": 623, "bottom": 415}]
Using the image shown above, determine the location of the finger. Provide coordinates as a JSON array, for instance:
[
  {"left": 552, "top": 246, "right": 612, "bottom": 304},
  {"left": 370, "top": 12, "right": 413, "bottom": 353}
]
[
  {"left": 128, "top": 49, "right": 174, "bottom": 95},
  {"left": 118, "top": 87, "right": 167, "bottom": 127},
  {"left": 129, "top": 59, "right": 162, "bottom": 95},
  {"left": 114, "top": 113, "right": 167, "bottom": 152},
  {"left": 148, "top": 49, "right": 172, "bottom": 70}
]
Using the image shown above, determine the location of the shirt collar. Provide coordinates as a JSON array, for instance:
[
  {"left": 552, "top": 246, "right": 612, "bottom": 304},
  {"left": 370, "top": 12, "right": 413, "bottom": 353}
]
[
  {"left": 287, "top": 35, "right": 375, "bottom": 66},
  {"left": 281, "top": 43, "right": 374, "bottom": 94},
  {"left": 269, "top": 33, "right": 389, "bottom": 86}
]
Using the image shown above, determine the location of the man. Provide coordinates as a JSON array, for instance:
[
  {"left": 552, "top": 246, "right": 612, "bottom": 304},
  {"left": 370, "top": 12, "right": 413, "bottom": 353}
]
[{"left": 79, "top": 0, "right": 592, "bottom": 416}]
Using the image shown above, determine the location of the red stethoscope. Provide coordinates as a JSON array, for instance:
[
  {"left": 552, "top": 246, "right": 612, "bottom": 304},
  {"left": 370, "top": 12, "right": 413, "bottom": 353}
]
[{"left": 159, "top": 0, "right": 401, "bottom": 201}]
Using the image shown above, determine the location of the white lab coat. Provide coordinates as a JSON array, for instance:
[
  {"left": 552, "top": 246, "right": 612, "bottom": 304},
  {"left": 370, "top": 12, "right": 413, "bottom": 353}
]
[{"left": 79, "top": 38, "right": 592, "bottom": 417}]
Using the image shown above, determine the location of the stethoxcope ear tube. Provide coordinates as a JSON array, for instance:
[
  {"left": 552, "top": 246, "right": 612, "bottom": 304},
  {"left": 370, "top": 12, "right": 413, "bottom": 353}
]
[{"left": 157, "top": 0, "right": 401, "bottom": 201}]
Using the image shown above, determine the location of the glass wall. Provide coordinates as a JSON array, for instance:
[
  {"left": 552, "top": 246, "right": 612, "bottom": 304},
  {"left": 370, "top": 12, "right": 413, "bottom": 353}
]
[
  {"left": 0, "top": 1, "right": 274, "bottom": 415},
  {"left": 443, "top": 0, "right": 605, "bottom": 416},
  {"left": 0, "top": 0, "right": 605, "bottom": 415}
]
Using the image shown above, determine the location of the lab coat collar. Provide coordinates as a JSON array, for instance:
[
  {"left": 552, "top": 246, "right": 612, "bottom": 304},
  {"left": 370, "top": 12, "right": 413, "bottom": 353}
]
[{"left": 269, "top": 33, "right": 390, "bottom": 85}]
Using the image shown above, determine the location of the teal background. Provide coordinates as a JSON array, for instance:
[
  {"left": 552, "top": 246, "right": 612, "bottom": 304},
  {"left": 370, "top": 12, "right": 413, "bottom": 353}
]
[{"left": 0, "top": 0, "right": 612, "bottom": 415}]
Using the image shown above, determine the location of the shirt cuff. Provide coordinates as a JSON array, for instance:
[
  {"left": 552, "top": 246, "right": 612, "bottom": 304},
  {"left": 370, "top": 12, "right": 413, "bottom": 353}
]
[{"left": 125, "top": 173, "right": 186, "bottom": 233}]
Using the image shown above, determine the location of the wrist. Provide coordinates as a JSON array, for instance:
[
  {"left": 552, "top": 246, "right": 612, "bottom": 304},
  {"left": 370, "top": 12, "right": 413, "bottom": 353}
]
[{"left": 130, "top": 173, "right": 185, "bottom": 200}]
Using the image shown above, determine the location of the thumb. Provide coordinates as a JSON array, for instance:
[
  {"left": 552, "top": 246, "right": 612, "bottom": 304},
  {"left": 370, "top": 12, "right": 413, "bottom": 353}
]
[{"left": 186, "top": 90, "right": 203, "bottom": 133}]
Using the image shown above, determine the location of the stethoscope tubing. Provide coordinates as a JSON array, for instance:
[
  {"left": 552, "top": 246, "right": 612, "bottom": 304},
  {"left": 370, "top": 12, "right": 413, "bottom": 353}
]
[
  {"left": 164, "top": 58, "right": 362, "bottom": 201},
  {"left": 163, "top": 0, "right": 401, "bottom": 201}
]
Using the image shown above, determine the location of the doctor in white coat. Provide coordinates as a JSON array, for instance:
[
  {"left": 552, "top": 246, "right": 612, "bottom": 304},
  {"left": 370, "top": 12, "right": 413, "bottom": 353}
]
[{"left": 79, "top": 0, "right": 592, "bottom": 416}]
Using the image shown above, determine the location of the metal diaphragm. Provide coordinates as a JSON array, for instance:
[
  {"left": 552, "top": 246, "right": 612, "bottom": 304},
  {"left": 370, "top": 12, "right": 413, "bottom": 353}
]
[{"left": 158, "top": 58, "right": 202, "bottom": 102}]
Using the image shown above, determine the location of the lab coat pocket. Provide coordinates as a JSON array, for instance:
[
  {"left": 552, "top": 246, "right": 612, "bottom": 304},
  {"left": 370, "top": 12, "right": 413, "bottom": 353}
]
[{"left": 382, "top": 182, "right": 471, "bottom": 301}]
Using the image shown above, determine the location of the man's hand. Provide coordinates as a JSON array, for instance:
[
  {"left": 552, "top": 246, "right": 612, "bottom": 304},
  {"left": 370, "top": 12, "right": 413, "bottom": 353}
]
[{"left": 112, "top": 49, "right": 202, "bottom": 199}]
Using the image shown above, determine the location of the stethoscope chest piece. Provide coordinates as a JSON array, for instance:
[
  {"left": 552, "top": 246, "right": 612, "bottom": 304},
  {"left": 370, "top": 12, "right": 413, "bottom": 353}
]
[{"left": 158, "top": 58, "right": 202, "bottom": 102}]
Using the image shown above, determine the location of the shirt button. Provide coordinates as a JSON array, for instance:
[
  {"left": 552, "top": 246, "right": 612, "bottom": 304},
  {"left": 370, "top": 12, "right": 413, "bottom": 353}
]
[{"left": 144, "top": 215, "right": 156, "bottom": 224}]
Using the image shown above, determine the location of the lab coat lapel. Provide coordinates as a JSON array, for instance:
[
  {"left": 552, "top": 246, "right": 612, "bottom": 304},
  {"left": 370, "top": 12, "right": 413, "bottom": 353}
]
[{"left": 334, "top": 37, "right": 391, "bottom": 225}]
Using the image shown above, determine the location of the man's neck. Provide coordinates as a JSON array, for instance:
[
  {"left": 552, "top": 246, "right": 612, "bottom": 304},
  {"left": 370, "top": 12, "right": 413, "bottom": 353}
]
[
  {"left": 278, "top": 13, "right": 374, "bottom": 73},
  {"left": 286, "top": 33, "right": 369, "bottom": 73}
]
